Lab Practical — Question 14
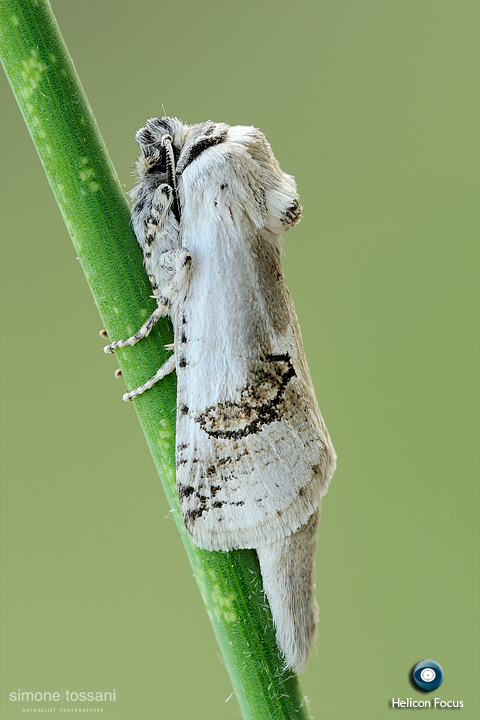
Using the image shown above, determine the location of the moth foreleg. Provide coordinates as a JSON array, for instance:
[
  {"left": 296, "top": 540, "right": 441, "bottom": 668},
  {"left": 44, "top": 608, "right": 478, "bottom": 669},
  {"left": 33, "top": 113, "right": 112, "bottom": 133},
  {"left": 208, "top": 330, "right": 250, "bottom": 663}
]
[
  {"left": 103, "top": 305, "right": 166, "bottom": 353},
  {"left": 123, "top": 353, "right": 176, "bottom": 402},
  {"left": 105, "top": 247, "right": 191, "bottom": 399},
  {"left": 157, "top": 248, "right": 192, "bottom": 306},
  {"left": 104, "top": 249, "right": 191, "bottom": 355},
  {"left": 144, "top": 184, "right": 176, "bottom": 296}
]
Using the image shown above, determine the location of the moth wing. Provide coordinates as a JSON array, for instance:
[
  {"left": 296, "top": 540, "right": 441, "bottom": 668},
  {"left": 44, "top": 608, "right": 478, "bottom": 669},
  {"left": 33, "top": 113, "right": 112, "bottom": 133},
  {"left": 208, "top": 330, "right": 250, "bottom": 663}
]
[
  {"left": 173, "top": 131, "right": 336, "bottom": 551},
  {"left": 175, "top": 323, "right": 335, "bottom": 552}
]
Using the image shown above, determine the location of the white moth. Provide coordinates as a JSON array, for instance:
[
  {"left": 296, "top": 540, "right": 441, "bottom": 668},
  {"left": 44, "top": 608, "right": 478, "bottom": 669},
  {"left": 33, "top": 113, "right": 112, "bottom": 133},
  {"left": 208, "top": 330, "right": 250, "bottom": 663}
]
[{"left": 105, "top": 117, "right": 336, "bottom": 672}]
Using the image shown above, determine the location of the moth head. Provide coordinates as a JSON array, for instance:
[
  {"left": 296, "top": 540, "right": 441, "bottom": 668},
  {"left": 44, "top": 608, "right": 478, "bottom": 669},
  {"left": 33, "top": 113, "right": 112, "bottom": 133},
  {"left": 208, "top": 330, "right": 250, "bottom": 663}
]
[{"left": 134, "top": 117, "right": 184, "bottom": 178}]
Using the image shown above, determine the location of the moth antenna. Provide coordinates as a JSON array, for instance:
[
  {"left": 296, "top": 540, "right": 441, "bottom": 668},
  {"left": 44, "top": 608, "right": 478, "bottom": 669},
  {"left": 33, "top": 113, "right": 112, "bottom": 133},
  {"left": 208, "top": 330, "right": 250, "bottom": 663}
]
[{"left": 161, "top": 134, "right": 181, "bottom": 221}]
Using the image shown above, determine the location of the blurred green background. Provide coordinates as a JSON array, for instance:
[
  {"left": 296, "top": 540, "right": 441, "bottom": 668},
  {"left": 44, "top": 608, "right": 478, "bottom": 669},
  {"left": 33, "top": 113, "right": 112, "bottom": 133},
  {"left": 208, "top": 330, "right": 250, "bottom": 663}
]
[{"left": 1, "top": 1, "right": 478, "bottom": 719}]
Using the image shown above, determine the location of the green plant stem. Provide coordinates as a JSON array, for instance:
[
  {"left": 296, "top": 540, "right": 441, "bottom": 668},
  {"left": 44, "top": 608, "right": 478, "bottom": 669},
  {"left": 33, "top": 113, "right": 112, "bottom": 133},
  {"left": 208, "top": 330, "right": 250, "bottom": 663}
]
[{"left": 0, "top": 2, "right": 310, "bottom": 719}]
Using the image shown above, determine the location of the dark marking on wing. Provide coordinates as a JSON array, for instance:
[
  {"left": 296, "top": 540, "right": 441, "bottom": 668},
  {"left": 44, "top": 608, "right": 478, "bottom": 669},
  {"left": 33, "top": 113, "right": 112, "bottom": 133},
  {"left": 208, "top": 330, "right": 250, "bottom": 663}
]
[
  {"left": 177, "top": 129, "right": 228, "bottom": 175},
  {"left": 185, "top": 508, "right": 204, "bottom": 522},
  {"left": 281, "top": 199, "right": 302, "bottom": 227},
  {"left": 195, "top": 353, "right": 296, "bottom": 439},
  {"left": 178, "top": 484, "right": 194, "bottom": 500}
]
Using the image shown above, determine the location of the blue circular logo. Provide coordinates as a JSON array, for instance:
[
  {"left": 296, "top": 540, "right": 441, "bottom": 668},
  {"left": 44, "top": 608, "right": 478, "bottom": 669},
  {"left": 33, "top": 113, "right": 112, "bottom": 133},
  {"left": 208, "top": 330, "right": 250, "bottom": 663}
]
[{"left": 413, "top": 660, "right": 444, "bottom": 691}]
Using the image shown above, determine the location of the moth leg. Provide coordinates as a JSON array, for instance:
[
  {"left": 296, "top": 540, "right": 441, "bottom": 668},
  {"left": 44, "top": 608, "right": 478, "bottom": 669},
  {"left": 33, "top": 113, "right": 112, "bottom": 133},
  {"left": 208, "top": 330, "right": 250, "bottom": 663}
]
[
  {"left": 123, "top": 353, "right": 176, "bottom": 402},
  {"left": 104, "top": 249, "right": 191, "bottom": 354},
  {"left": 145, "top": 184, "right": 175, "bottom": 296},
  {"left": 104, "top": 185, "right": 173, "bottom": 352},
  {"left": 119, "top": 246, "right": 189, "bottom": 395},
  {"left": 157, "top": 248, "right": 192, "bottom": 304},
  {"left": 103, "top": 306, "right": 166, "bottom": 353}
]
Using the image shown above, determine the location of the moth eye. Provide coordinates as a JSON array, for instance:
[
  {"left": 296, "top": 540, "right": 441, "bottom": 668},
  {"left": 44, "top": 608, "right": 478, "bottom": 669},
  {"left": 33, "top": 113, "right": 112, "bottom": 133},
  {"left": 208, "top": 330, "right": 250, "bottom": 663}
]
[{"left": 144, "top": 146, "right": 167, "bottom": 174}]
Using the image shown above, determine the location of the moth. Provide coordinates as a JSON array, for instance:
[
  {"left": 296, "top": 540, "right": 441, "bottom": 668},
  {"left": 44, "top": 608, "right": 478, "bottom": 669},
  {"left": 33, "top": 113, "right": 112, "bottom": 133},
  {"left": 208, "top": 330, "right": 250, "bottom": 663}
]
[{"left": 105, "top": 117, "right": 336, "bottom": 672}]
